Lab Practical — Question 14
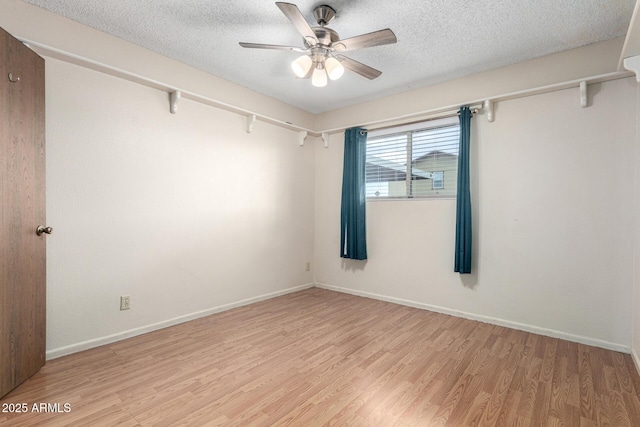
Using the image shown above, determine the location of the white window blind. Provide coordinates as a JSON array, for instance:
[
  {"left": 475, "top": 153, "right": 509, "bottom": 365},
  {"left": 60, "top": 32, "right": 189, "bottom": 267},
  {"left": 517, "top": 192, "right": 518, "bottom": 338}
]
[{"left": 365, "top": 117, "right": 460, "bottom": 199}]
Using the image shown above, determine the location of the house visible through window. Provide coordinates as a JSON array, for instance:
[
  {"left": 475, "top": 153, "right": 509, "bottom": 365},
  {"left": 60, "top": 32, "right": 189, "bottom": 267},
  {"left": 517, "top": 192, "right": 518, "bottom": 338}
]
[{"left": 365, "top": 117, "right": 460, "bottom": 198}]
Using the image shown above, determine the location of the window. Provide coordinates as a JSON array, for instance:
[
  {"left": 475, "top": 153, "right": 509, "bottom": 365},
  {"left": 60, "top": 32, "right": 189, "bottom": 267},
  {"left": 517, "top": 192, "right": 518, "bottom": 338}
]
[
  {"left": 432, "top": 171, "right": 444, "bottom": 189},
  {"left": 365, "top": 117, "right": 460, "bottom": 199}
]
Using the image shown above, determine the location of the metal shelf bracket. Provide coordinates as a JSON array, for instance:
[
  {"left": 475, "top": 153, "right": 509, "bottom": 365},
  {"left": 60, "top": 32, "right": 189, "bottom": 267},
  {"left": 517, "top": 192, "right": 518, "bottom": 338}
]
[
  {"left": 580, "top": 81, "right": 588, "bottom": 108},
  {"left": 623, "top": 55, "right": 640, "bottom": 82},
  {"left": 169, "top": 90, "right": 181, "bottom": 114},
  {"left": 484, "top": 99, "right": 494, "bottom": 122},
  {"left": 299, "top": 131, "right": 308, "bottom": 146},
  {"left": 321, "top": 133, "right": 329, "bottom": 148},
  {"left": 246, "top": 114, "right": 256, "bottom": 133}
]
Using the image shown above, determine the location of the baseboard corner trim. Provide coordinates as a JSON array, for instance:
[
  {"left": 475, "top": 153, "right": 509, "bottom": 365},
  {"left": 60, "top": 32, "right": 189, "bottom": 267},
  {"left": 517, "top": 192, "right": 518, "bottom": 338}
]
[
  {"left": 314, "top": 283, "right": 630, "bottom": 354},
  {"left": 46, "top": 283, "right": 314, "bottom": 360}
]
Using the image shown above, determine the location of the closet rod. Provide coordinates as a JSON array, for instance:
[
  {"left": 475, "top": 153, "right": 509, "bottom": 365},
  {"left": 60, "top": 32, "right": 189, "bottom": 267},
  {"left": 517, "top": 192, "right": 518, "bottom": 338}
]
[
  {"left": 17, "top": 37, "right": 634, "bottom": 140},
  {"left": 321, "top": 71, "right": 632, "bottom": 136},
  {"left": 17, "top": 37, "right": 319, "bottom": 136}
]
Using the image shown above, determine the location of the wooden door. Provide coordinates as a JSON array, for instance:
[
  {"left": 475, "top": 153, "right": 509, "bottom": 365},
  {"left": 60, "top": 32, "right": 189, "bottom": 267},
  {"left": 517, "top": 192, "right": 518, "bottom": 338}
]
[{"left": 0, "top": 27, "right": 46, "bottom": 398}]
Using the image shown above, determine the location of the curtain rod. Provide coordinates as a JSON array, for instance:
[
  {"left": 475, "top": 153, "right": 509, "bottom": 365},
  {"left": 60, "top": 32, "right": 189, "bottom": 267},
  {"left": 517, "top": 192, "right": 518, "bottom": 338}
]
[{"left": 359, "top": 105, "right": 483, "bottom": 135}]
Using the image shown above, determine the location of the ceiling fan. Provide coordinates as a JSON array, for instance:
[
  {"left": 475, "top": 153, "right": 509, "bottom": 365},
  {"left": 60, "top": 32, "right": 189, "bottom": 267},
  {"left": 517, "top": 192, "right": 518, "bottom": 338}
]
[{"left": 239, "top": 2, "right": 397, "bottom": 87}]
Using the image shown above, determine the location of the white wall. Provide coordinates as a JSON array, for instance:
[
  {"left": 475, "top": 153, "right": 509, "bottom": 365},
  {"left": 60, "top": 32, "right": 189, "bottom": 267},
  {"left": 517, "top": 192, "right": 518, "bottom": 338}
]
[
  {"left": 634, "top": 82, "right": 640, "bottom": 368},
  {"left": 315, "top": 77, "right": 637, "bottom": 351},
  {"left": 45, "top": 58, "right": 315, "bottom": 357}
]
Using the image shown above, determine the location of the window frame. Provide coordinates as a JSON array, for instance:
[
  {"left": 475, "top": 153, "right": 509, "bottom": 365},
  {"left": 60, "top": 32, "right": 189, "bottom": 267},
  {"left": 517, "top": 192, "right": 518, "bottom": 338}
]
[{"left": 365, "top": 116, "right": 460, "bottom": 200}]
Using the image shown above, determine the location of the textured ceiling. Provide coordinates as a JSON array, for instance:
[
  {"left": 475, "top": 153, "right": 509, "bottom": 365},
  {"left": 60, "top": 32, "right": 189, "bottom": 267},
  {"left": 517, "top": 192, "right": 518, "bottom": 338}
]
[{"left": 25, "top": 0, "right": 636, "bottom": 114}]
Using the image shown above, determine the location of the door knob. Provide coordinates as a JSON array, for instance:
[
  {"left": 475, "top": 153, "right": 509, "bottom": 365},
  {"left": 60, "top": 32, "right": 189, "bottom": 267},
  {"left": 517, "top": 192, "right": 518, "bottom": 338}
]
[{"left": 36, "top": 225, "right": 53, "bottom": 236}]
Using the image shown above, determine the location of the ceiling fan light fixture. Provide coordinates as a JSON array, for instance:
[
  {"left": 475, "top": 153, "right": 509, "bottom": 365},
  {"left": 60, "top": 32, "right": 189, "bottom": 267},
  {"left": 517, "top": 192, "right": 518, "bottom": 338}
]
[
  {"left": 240, "top": 2, "right": 397, "bottom": 86},
  {"left": 291, "top": 55, "right": 313, "bottom": 78},
  {"left": 325, "top": 56, "right": 344, "bottom": 80},
  {"left": 311, "top": 65, "right": 328, "bottom": 87}
]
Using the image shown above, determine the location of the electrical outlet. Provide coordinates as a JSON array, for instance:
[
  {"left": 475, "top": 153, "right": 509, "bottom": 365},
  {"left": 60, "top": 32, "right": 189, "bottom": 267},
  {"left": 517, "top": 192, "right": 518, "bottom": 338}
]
[
  {"left": 120, "top": 295, "right": 131, "bottom": 311},
  {"left": 305, "top": 262, "right": 311, "bottom": 271}
]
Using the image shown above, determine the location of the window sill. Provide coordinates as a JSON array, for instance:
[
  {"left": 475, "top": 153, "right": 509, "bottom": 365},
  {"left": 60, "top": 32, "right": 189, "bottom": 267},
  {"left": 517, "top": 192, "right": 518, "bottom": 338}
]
[{"left": 366, "top": 196, "right": 456, "bottom": 202}]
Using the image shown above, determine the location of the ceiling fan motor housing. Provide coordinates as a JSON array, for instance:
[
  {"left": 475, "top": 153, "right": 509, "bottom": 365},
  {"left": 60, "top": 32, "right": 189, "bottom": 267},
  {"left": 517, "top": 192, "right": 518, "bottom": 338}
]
[
  {"left": 305, "top": 26, "right": 340, "bottom": 48},
  {"left": 307, "top": 27, "right": 339, "bottom": 67}
]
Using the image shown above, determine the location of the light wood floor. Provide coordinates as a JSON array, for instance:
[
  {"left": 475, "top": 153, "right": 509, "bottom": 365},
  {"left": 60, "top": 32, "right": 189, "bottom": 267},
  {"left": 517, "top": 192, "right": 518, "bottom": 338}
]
[{"left": 1, "top": 288, "right": 639, "bottom": 426}]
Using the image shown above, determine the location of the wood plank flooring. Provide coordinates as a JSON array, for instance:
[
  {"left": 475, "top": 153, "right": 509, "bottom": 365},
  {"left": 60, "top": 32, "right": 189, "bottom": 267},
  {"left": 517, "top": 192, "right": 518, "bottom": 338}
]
[{"left": 1, "top": 288, "right": 639, "bottom": 426}]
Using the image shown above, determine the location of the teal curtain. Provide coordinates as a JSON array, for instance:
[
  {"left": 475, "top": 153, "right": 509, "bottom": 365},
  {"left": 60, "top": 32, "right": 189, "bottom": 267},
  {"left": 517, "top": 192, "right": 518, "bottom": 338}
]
[
  {"left": 340, "top": 127, "right": 367, "bottom": 260},
  {"left": 455, "top": 107, "right": 472, "bottom": 273}
]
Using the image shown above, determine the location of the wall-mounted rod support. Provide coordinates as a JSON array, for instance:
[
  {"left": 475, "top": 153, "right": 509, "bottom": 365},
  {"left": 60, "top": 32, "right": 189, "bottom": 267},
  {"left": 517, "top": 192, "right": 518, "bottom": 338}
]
[
  {"left": 579, "top": 81, "right": 588, "bottom": 108},
  {"left": 484, "top": 99, "right": 494, "bottom": 122},
  {"left": 246, "top": 114, "right": 256, "bottom": 133},
  {"left": 299, "top": 131, "right": 308, "bottom": 146},
  {"left": 321, "top": 133, "right": 329, "bottom": 148},
  {"left": 169, "top": 90, "right": 181, "bottom": 114},
  {"left": 623, "top": 55, "right": 640, "bottom": 82}
]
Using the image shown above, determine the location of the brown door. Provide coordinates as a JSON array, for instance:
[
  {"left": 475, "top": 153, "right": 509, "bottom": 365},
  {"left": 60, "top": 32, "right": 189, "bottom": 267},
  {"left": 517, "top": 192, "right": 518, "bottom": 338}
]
[{"left": 0, "top": 27, "right": 46, "bottom": 398}]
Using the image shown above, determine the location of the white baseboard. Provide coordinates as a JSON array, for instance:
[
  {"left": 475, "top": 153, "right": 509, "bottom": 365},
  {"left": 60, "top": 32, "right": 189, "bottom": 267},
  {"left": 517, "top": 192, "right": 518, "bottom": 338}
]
[
  {"left": 315, "top": 283, "right": 631, "bottom": 354},
  {"left": 632, "top": 347, "right": 640, "bottom": 377},
  {"left": 46, "top": 283, "right": 315, "bottom": 360},
  {"left": 48, "top": 282, "right": 632, "bottom": 360}
]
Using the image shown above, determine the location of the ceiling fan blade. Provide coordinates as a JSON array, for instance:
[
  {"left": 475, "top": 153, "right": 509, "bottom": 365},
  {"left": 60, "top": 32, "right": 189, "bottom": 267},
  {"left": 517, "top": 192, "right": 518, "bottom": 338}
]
[
  {"left": 335, "top": 55, "right": 382, "bottom": 80},
  {"left": 331, "top": 29, "right": 397, "bottom": 52},
  {"left": 276, "top": 2, "right": 319, "bottom": 46},
  {"left": 239, "top": 42, "right": 307, "bottom": 53}
]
